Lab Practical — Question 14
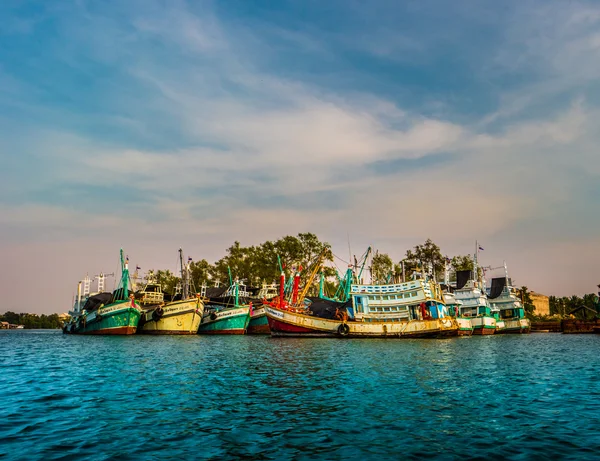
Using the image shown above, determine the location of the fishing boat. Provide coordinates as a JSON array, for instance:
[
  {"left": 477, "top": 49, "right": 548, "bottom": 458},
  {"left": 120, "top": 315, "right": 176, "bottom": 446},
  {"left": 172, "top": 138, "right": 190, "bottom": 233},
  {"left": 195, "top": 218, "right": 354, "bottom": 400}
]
[
  {"left": 441, "top": 262, "right": 473, "bottom": 336},
  {"left": 136, "top": 250, "right": 204, "bottom": 335},
  {"left": 265, "top": 248, "right": 459, "bottom": 338},
  {"left": 443, "top": 291, "right": 472, "bottom": 336},
  {"left": 453, "top": 243, "right": 496, "bottom": 335},
  {"left": 63, "top": 250, "right": 141, "bottom": 335},
  {"left": 487, "top": 262, "right": 531, "bottom": 334},
  {"left": 247, "top": 282, "right": 278, "bottom": 335},
  {"left": 197, "top": 280, "right": 251, "bottom": 335}
]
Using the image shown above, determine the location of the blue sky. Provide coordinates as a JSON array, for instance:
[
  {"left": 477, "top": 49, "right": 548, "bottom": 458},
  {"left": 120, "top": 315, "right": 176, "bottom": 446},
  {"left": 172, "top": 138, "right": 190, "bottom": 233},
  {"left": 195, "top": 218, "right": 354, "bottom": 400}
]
[{"left": 1, "top": 0, "right": 599, "bottom": 313}]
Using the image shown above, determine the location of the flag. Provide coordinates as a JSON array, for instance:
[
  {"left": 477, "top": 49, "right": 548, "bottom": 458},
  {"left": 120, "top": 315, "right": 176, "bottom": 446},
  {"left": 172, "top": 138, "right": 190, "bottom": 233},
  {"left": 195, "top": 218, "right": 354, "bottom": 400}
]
[
  {"left": 136, "top": 265, "right": 141, "bottom": 270},
  {"left": 188, "top": 257, "right": 192, "bottom": 262},
  {"left": 478, "top": 246, "right": 484, "bottom": 251}
]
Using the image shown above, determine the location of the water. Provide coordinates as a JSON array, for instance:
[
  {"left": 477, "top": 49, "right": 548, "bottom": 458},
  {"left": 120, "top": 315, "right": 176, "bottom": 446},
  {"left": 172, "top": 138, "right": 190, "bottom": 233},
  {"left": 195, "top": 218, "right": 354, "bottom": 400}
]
[{"left": 1, "top": 331, "right": 600, "bottom": 460}]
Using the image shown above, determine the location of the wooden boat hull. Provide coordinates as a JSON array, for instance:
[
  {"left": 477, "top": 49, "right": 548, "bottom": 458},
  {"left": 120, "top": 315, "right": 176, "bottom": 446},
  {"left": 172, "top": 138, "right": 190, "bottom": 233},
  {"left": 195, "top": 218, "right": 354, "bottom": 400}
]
[
  {"left": 65, "top": 302, "right": 141, "bottom": 335},
  {"left": 139, "top": 299, "right": 204, "bottom": 335},
  {"left": 197, "top": 307, "right": 250, "bottom": 335},
  {"left": 247, "top": 308, "right": 270, "bottom": 334},
  {"left": 265, "top": 306, "right": 459, "bottom": 338}
]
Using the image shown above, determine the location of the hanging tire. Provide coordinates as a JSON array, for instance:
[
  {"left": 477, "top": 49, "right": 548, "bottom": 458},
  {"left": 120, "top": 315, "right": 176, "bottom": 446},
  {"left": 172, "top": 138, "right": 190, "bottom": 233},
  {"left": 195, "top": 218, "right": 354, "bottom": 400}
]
[
  {"left": 337, "top": 323, "right": 350, "bottom": 337},
  {"left": 152, "top": 307, "right": 164, "bottom": 323}
]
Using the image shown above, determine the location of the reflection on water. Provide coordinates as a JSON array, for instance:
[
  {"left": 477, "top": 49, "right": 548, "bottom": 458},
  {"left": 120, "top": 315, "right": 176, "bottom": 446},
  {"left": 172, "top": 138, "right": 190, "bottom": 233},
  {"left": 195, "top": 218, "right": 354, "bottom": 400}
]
[{"left": 1, "top": 331, "right": 600, "bottom": 459}]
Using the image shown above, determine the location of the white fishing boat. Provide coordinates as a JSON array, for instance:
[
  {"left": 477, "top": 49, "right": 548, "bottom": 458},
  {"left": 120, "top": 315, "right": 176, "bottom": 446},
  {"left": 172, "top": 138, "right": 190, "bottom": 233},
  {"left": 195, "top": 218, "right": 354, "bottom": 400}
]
[
  {"left": 454, "top": 243, "right": 496, "bottom": 335},
  {"left": 486, "top": 262, "right": 531, "bottom": 334},
  {"left": 441, "top": 261, "right": 473, "bottom": 336}
]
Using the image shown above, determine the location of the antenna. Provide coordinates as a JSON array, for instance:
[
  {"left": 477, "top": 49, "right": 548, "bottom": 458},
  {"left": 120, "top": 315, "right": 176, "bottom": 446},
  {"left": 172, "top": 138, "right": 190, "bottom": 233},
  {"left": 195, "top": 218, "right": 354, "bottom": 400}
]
[{"left": 347, "top": 233, "right": 352, "bottom": 264}]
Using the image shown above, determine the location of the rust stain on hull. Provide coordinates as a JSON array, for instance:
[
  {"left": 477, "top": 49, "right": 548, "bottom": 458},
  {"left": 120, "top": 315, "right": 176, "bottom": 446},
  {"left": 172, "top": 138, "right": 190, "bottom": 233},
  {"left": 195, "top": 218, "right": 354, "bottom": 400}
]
[
  {"left": 247, "top": 325, "right": 271, "bottom": 335},
  {"left": 84, "top": 326, "right": 137, "bottom": 335}
]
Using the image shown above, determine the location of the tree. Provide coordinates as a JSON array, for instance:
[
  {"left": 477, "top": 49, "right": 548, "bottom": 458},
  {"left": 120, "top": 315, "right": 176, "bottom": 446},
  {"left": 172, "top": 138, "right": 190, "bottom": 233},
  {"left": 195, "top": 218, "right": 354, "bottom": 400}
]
[
  {"left": 451, "top": 255, "right": 474, "bottom": 272},
  {"left": 209, "top": 233, "right": 333, "bottom": 288},
  {"left": 403, "top": 239, "right": 444, "bottom": 280},
  {"left": 189, "top": 259, "right": 212, "bottom": 293},
  {"left": 153, "top": 269, "right": 180, "bottom": 295},
  {"left": 371, "top": 252, "right": 393, "bottom": 284},
  {"left": 518, "top": 286, "right": 535, "bottom": 315}
]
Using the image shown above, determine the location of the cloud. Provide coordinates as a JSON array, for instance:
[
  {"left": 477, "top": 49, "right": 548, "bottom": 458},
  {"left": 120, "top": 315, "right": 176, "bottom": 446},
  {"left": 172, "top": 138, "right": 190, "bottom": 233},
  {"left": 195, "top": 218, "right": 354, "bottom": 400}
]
[{"left": 1, "top": 0, "right": 600, "bottom": 313}]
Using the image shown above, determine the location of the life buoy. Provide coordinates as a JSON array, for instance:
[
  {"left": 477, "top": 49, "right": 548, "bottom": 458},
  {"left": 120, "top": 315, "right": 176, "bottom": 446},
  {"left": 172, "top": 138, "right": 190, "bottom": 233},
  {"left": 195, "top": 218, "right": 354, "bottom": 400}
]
[
  {"left": 152, "top": 307, "right": 164, "bottom": 322},
  {"left": 210, "top": 312, "right": 218, "bottom": 321},
  {"left": 337, "top": 323, "right": 350, "bottom": 337}
]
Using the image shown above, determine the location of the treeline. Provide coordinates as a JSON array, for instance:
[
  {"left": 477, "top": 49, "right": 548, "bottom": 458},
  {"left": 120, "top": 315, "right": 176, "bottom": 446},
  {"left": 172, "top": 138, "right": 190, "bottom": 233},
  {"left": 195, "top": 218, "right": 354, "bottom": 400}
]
[
  {"left": 548, "top": 294, "right": 600, "bottom": 319},
  {"left": 146, "top": 233, "right": 334, "bottom": 295},
  {"left": 144, "top": 234, "right": 492, "bottom": 298},
  {"left": 0, "top": 312, "right": 63, "bottom": 329},
  {"left": 146, "top": 234, "right": 600, "bottom": 320}
]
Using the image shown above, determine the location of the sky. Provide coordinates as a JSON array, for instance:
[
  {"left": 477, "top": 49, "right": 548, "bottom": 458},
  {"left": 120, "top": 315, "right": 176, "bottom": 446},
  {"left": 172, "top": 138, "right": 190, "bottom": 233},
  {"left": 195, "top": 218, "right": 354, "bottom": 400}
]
[{"left": 1, "top": 0, "right": 599, "bottom": 314}]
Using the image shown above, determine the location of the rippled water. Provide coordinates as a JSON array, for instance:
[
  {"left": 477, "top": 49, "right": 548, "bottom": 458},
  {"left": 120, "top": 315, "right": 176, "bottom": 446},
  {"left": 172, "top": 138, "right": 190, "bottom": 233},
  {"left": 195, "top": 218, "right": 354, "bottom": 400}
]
[{"left": 1, "top": 331, "right": 600, "bottom": 460}]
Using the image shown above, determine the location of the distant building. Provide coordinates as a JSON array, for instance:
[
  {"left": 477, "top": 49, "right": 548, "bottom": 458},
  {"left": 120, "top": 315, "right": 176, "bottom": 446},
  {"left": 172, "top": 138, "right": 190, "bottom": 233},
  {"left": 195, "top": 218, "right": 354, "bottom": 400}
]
[
  {"left": 1, "top": 322, "right": 9, "bottom": 330},
  {"left": 531, "top": 291, "right": 550, "bottom": 316}
]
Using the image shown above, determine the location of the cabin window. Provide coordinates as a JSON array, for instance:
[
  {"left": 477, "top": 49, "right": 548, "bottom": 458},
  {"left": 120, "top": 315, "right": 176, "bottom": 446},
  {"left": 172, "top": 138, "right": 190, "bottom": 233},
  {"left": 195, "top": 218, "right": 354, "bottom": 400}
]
[{"left": 385, "top": 307, "right": 390, "bottom": 312}]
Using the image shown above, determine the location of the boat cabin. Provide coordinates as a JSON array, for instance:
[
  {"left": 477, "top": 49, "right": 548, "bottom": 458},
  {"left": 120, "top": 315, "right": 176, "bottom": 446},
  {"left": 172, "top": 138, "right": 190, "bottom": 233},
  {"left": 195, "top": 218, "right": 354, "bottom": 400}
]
[{"left": 350, "top": 279, "right": 447, "bottom": 323}]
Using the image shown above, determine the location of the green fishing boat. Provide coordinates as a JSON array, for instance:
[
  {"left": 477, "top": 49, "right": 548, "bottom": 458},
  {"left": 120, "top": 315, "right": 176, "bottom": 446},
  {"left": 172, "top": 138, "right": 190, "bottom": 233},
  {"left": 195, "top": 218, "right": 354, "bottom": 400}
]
[
  {"left": 247, "top": 283, "right": 278, "bottom": 334},
  {"left": 63, "top": 250, "right": 141, "bottom": 335},
  {"left": 198, "top": 279, "right": 251, "bottom": 335}
]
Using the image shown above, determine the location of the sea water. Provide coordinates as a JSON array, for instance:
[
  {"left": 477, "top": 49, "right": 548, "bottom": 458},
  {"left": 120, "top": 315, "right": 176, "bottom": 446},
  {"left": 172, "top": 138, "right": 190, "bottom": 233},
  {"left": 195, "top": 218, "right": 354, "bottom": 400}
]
[{"left": 1, "top": 331, "right": 600, "bottom": 460}]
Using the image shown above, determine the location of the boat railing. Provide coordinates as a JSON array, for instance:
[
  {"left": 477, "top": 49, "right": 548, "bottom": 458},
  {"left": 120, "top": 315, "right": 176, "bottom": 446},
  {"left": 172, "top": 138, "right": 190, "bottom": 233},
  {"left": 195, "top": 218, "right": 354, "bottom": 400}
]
[{"left": 142, "top": 292, "right": 164, "bottom": 304}]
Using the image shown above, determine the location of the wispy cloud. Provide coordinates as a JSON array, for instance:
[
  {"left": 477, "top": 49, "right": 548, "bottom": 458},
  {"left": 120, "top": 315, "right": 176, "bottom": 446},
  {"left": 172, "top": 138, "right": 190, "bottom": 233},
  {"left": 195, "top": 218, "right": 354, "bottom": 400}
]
[{"left": 1, "top": 0, "right": 599, "bottom": 312}]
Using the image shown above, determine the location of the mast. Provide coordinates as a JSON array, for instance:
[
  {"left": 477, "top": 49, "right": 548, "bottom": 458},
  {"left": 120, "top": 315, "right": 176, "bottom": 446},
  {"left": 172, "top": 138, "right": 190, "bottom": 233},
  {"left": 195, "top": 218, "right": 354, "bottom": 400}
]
[
  {"left": 503, "top": 261, "right": 509, "bottom": 296},
  {"left": 444, "top": 259, "right": 449, "bottom": 286},
  {"left": 279, "top": 271, "right": 285, "bottom": 308},
  {"left": 234, "top": 278, "right": 239, "bottom": 307},
  {"left": 179, "top": 248, "right": 189, "bottom": 299},
  {"left": 77, "top": 281, "right": 82, "bottom": 313},
  {"left": 357, "top": 247, "right": 371, "bottom": 283},
  {"left": 120, "top": 249, "right": 129, "bottom": 299},
  {"left": 292, "top": 269, "right": 300, "bottom": 305},
  {"left": 319, "top": 271, "right": 324, "bottom": 298},
  {"left": 474, "top": 241, "right": 479, "bottom": 289}
]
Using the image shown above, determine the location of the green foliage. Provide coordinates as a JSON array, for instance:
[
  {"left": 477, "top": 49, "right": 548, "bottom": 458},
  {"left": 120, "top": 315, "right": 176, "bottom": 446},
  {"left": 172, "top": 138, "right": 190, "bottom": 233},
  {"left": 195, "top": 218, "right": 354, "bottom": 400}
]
[
  {"left": 209, "top": 233, "right": 332, "bottom": 286},
  {"left": 403, "top": 239, "right": 444, "bottom": 280},
  {"left": 517, "top": 286, "right": 535, "bottom": 315},
  {"left": 0, "top": 312, "right": 62, "bottom": 329},
  {"left": 189, "top": 259, "right": 212, "bottom": 293},
  {"left": 153, "top": 269, "right": 180, "bottom": 295},
  {"left": 451, "top": 255, "right": 474, "bottom": 272},
  {"left": 549, "top": 293, "right": 599, "bottom": 319},
  {"left": 371, "top": 252, "right": 394, "bottom": 284}
]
